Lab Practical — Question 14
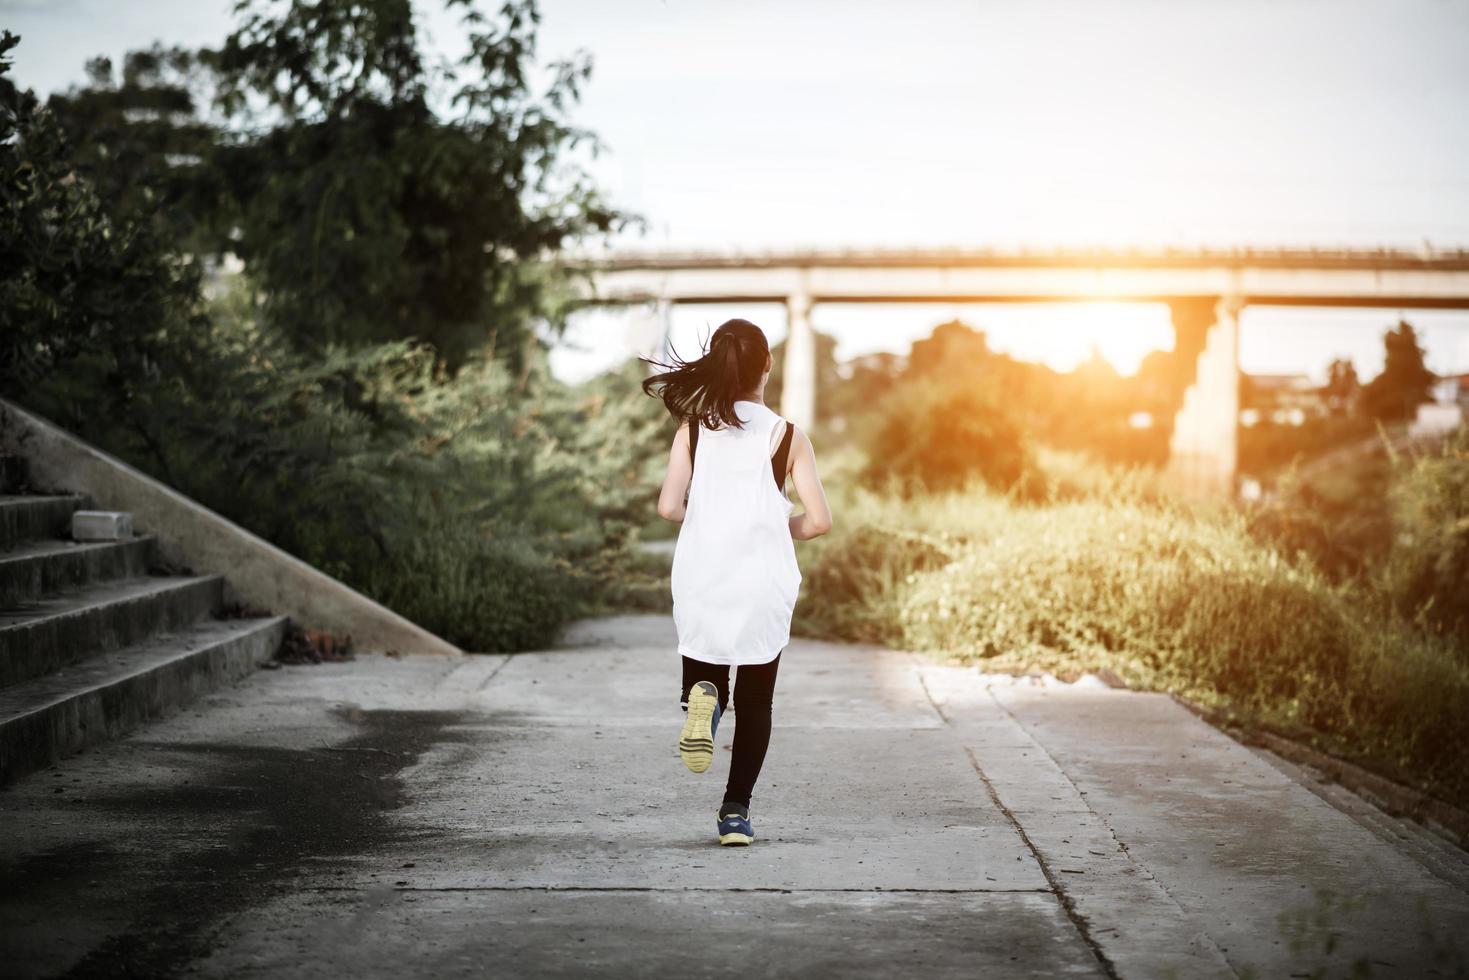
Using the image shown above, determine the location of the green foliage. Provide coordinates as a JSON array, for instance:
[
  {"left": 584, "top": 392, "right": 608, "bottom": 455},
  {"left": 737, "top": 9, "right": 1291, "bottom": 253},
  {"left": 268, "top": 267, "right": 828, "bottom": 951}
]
[
  {"left": 1381, "top": 430, "right": 1469, "bottom": 644},
  {"left": 357, "top": 520, "right": 582, "bottom": 652},
  {"left": 31, "top": 1, "right": 630, "bottom": 368},
  {"left": 797, "top": 525, "right": 957, "bottom": 645},
  {"left": 1247, "top": 429, "right": 1469, "bottom": 644},
  {"left": 1238, "top": 414, "right": 1378, "bottom": 480},
  {"left": 859, "top": 377, "right": 1034, "bottom": 494},
  {"left": 1246, "top": 451, "right": 1394, "bottom": 582},
  {"left": 43, "top": 45, "right": 220, "bottom": 253},
  {"left": 3, "top": 8, "right": 657, "bottom": 651},
  {"left": 0, "top": 31, "right": 205, "bottom": 400},
  {"left": 794, "top": 471, "right": 1469, "bottom": 807},
  {"left": 18, "top": 269, "right": 667, "bottom": 651},
  {"left": 200, "top": 0, "right": 628, "bottom": 365}
]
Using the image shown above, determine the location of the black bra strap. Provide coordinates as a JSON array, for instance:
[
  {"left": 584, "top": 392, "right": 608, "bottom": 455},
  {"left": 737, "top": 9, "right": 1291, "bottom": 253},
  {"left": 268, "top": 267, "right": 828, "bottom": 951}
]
[
  {"left": 687, "top": 417, "right": 699, "bottom": 467},
  {"left": 772, "top": 419, "right": 794, "bottom": 489}
]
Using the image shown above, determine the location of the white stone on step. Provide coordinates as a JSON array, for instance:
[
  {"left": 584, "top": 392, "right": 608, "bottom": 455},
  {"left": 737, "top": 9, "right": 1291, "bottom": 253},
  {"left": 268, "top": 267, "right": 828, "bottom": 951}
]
[{"left": 71, "top": 510, "right": 134, "bottom": 542}]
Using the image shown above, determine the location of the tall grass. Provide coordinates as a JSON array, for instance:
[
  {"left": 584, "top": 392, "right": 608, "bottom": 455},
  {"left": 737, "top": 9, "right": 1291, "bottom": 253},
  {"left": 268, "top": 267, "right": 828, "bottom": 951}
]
[{"left": 794, "top": 453, "right": 1469, "bottom": 807}]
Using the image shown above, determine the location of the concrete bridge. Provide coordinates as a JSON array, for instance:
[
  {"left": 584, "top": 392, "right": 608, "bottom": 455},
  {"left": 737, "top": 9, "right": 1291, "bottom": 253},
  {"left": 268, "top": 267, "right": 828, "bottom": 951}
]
[{"left": 578, "top": 246, "right": 1469, "bottom": 492}]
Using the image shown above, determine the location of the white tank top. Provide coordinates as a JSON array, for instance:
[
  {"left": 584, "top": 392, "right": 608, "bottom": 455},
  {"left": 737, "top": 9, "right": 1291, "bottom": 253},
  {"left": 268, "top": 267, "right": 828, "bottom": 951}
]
[{"left": 671, "top": 400, "right": 801, "bottom": 666}]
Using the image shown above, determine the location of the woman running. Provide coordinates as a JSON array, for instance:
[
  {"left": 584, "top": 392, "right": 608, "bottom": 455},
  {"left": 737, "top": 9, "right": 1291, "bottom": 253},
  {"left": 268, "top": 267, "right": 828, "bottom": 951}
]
[{"left": 642, "top": 318, "right": 833, "bottom": 847}]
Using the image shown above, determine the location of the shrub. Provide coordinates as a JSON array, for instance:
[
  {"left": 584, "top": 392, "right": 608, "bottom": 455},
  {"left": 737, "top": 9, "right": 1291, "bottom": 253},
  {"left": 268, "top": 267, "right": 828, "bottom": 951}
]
[
  {"left": 796, "top": 480, "right": 1469, "bottom": 806},
  {"left": 1237, "top": 415, "right": 1377, "bottom": 480},
  {"left": 901, "top": 503, "right": 1349, "bottom": 697},
  {"left": 1246, "top": 455, "right": 1394, "bottom": 583},
  {"left": 859, "top": 379, "right": 1034, "bottom": 495},
  {"left": 1028, "top": 446, "right": 1174, "bottom": 505},
  {"left": 17, "top": 280, "right": 667, "bottom": 652},
  {"left": 1246, "top": 427, "right": 1469, "bottom": 645},
  {"left": 797, "top": 525, "right": 957, "bottom": 645},
  {"left": 358, "top": 525, "right": 582, "bottom": 652},
  {"left": 1382, "top": 429, "right": 1469, "bottom": 644}
]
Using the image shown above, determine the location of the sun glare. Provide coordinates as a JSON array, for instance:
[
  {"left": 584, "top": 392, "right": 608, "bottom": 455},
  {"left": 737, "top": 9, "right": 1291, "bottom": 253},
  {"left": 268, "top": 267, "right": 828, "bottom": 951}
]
[
  {"left": 812, "top": 301, "right": 1176, "bottom": 379},
  {"left": 1039, "top": 302, "right": 1176, "bottom": 376}
]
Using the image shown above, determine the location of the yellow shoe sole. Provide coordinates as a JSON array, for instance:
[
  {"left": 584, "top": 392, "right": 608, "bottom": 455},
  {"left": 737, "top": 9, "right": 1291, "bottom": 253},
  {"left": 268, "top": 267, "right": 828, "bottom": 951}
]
[
  {"left": 719, "top": 831, "right": 754, "bottom": 846},
  {"left": 680, "top": 682, "right": 719, "bottom": 773}
]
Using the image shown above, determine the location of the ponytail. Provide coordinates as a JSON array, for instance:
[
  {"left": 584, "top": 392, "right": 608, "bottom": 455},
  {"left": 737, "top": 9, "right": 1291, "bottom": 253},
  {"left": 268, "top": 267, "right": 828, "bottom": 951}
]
[{"left": 641, "top": 318, "right": 771, "bottom": 430}]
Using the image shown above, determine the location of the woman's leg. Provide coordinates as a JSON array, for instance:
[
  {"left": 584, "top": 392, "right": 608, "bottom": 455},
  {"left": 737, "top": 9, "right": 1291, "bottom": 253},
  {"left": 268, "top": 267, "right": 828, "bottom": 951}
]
[
  {"left": 679, "top": 656, "right": 729, "bottom": 774},
  {"left": 680, "top": 656, "right": 730, "bottom": 713},
  {"left": 724, "top": 652, "right": 782, "bottom": 808}
]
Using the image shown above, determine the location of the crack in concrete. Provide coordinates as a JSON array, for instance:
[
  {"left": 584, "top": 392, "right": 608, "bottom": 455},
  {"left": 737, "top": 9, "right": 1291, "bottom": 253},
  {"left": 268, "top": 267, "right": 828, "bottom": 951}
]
[
  {"left": 912, "top": 660, "right": 1120, "bottom": 978},
  {"left": 474, "top": 654, "right": 514, "bottom": 692},
  {"left": 963, "top": 744, "right": 1122, "bottom": 980},
  {"left": 913, "top": 663, "right": 952, "bottom": 725}
]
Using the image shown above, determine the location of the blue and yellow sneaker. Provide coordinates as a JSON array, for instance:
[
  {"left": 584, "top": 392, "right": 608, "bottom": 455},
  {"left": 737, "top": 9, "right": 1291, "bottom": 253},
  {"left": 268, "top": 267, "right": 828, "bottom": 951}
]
[
  {"left": 679, "top": 681, "right": 723, "bottom": 774},
  {"left": 718, "top": 802, "right": 754, "bottom": 846}
]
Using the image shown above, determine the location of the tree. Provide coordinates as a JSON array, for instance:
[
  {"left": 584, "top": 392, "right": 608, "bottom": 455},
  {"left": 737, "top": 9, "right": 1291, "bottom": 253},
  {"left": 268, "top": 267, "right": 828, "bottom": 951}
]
[
  {"left": 908, "top": 319, "right": 992, "bottom": 377},
  {"left": 1362, "top": 320, "right": 1436, "bottom": 422},
  {"left": 861, "top": 377, "right": 1032, "bottom": 495},
  {"left": 0, "top": 32, "right": 204, "bottom": 410},
  {"left": 44, "top": 46, "right": 223, "bottom": 256},
  {"left": 1321, "top": 357, "right": 1360, "bottom": 416},
  {"left": 200, "top": 0, "right": 631, "bottom": 366}
]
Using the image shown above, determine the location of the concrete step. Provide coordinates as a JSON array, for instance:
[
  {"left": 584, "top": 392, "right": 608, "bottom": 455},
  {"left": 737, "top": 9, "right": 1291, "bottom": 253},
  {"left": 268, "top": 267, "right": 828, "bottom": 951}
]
[
  {"left": 0, "top": 455, "right": 26, "bottom": 494},
  {"left": 0, "top": 614, "right": 287, "bottom": 783},
  {"left": 0, "top": 575, "right": 223, "bottom": 689},
  {"left": 0, "top": 495, "right": 88, "bottom": 550},
  {"left": 0, "top": 536, "right": 157, "bottom": 608}
]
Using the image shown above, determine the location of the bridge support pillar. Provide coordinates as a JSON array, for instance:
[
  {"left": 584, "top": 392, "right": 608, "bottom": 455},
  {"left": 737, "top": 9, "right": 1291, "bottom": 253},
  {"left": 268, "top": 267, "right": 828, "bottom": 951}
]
[
  {"left": 1167, "top": 295, "right": 1242, "bottom": 495},
  {"left": 783, "top": 289, "right": 817, "bottom": 431}
]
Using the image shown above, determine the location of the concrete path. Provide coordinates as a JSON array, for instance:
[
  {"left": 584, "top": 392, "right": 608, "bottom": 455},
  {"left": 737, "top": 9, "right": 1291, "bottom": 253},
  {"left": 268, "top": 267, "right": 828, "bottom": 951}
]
[{"left": 2, "top": 614, "right": 1466, "bottom": 978}]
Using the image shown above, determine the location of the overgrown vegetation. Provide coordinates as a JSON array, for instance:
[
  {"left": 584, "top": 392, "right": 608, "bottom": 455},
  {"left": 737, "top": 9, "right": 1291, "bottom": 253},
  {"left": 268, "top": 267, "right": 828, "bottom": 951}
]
[
  {"left": 1, "top": 5, "right": 660, "bottom": 651},
  {"left": 0, "top": 32, "right": 204, "bottom": 402},
  {"left": 859, "top": 379, "right": 1034, "bottom": 495},
  {"left": 793, "top": 445, "right": 1469, "bottom": 807}
]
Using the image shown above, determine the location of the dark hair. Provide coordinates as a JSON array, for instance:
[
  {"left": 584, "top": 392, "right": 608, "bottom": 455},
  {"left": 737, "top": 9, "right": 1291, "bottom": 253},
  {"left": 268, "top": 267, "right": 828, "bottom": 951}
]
[{"left": 640, "top": 318, "right": 771, "bottom": 430}]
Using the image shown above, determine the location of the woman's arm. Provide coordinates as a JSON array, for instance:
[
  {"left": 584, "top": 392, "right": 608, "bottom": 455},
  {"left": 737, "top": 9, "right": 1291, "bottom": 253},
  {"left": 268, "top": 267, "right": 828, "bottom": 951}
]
[
  {"left": 656, "top": 420, "right": 694, "bottom": 522},
  {"left": 787, "top": 426, "right": 833, "bottom": 540}
]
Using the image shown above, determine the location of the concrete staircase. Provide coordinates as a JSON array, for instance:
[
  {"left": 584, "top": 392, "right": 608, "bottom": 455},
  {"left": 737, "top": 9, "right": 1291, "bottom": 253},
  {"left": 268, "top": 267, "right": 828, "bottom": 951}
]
[{"left": 0, "top": 464, "right": 287, "bottom": 783}]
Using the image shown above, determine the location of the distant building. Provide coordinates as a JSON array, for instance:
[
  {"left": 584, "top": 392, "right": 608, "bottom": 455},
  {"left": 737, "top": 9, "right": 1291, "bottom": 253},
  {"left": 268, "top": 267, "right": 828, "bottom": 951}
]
[
  {"left": 1437, "top": 373, "right": 1469, "bottom": 410},
  {"left": 1240, "top": 373, "right": 1326, "bottom": 427},
  {"left": 1411, "top": 373, "right": 1467, "bottom": 436}
]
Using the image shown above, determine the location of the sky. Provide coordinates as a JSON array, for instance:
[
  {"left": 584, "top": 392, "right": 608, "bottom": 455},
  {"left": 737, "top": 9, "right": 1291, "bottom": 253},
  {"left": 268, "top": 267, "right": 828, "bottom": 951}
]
[{"left": 5, "top": 0, "right": 1469, "bottom": 382}]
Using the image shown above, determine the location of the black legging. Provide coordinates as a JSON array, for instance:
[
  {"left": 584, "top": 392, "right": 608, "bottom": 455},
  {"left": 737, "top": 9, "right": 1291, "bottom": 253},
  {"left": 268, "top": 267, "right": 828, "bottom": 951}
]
[{"left": 680, "top": 652, "right": 782, "bottom": 809}]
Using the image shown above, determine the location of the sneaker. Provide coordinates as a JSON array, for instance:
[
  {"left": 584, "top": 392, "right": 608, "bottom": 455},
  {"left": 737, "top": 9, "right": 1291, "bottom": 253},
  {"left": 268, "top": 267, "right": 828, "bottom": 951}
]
[
  {"left": 679, "top": 681, "right": 722, "bottom": 774},
  {"left": 717, "top": 802, "right": 754, "bottom": 846}
]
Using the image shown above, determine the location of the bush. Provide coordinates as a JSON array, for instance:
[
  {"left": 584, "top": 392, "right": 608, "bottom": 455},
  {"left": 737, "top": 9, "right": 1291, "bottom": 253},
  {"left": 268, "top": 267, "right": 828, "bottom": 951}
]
[
  {"left": 18, "top": 280, "right": 667, "bottom": 652},
  {"left": 1246, "top": 427, "right": 1469, "bottom": 645},
  {"left": 1382, "top": 429, "right": 1469, "bottom": 644},
  {"left": 358, "top": 525, "right": 583, "bottom": 652},
  {"left": 797, "top": 525, "right": 957, "bottom": 645},
  {"left": 1238, "top": 415, "right": 1377, "bottom": 479},
  {"left": 0, "top": 4, "right": 669, "bottom": 653},
  {"left": 1246, "top": 455, "right": 1394, "bottom": 583},
  {"left": 795, "top": 480, "right": 1469, "bottom": 806},
  {"left": 859, "top": 379, "right": 1034, "bottom": 495}
]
